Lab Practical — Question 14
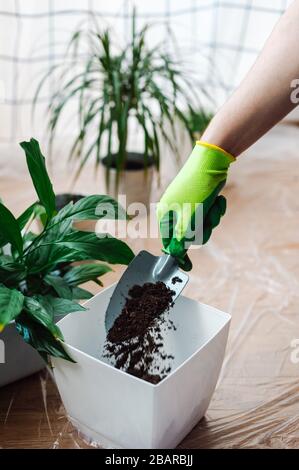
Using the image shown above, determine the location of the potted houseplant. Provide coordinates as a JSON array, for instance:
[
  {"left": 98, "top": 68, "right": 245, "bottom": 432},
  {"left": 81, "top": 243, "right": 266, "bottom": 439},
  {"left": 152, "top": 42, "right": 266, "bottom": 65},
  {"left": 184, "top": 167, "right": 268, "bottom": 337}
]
[
  {"left": 52, "top": 284, "right": 231, "bottom": 448},
  {"left": 38, "top": 193, "right": 96, "bottom": 233},
  {"left": 34, "top": 11, "right": 201, "bottom": 207},
  {"left": 0, "top": 138, "right": 134, "bottom": 387}
]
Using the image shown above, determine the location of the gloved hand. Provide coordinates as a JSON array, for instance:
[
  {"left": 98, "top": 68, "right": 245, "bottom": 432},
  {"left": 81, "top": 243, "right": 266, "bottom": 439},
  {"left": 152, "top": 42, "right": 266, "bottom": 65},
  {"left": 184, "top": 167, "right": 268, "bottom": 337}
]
[{"left": 156, "top": 141, "right": 235, "bottom": 271}]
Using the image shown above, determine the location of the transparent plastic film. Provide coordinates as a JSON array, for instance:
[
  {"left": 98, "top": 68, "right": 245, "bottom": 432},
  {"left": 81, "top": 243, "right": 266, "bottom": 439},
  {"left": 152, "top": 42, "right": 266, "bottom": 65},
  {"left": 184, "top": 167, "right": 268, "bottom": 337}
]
[{"left": 0, "top": 125, "right": 299, "bottom": 448}]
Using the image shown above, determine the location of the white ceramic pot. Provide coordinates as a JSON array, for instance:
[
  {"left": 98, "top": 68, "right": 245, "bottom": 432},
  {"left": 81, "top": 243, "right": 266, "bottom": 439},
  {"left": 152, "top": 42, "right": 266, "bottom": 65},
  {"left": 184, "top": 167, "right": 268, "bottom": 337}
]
[
  {"left": 0, "top": 323, "right": 44, "bottom": 388},
  {"left": 0, "top": 243, "right": 44, "bottom": 387},
  {"left": 52, "top": 284, "right": 230, "bottom": 449}
]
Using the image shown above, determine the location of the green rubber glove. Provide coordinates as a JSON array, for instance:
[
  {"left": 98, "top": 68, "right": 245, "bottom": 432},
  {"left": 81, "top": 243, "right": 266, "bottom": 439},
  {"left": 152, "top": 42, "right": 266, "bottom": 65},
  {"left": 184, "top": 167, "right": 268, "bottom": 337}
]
[{"left": 157, "top": 141, "right": 235, "bottom": 271}]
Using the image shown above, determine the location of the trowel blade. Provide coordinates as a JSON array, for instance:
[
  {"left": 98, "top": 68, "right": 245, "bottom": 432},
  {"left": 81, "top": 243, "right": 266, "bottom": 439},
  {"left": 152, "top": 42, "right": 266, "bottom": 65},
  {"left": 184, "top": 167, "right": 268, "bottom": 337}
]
[{"left": 105, "top": 250, "right": 189, "bottom": 333}]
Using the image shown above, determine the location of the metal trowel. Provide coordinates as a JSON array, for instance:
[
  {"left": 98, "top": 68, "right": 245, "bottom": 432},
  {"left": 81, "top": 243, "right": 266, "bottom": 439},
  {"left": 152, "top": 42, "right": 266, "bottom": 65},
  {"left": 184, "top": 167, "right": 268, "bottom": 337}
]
[{"left": 105, "top": 250, "right": 189, "bottom": 332}]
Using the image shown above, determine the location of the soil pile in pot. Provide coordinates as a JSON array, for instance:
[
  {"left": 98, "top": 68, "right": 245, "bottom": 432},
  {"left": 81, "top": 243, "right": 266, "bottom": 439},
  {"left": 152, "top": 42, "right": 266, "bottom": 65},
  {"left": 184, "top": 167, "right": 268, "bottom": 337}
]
[
  {"left": 171, "top": 276, "right": 183, "bottom": 285},
  {"left": 104, "top": 281, "right": 177, "bottom": 384}
]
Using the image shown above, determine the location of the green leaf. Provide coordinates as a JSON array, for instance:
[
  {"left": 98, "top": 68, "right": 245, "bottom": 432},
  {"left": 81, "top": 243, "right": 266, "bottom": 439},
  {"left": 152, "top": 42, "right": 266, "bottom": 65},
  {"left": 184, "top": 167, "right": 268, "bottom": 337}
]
[
  {"left": 0, "top": 235, "right": 5, "bottom": 249},
  {"left": 25, "top": 243, "right": 85, "bottom": 274},
  {"left": 15, "top": 313, "right": 75, "bottom": 363},
  {"left": 22, "top": 231, "right": 38, "bottom": 247},
  {"left": 24, "top": 215, "right": 77, "bottom": 273},
  {"left": 26, "top": 231, "right": 134, "bottom": 273},
  {"left": 188, "top": 109, "right": 213, "bottom": 136},
  {"left": 37, "top": 295, "right": 86, "bottom": 317},
  {"left": 24, "top": 296, "right": 63, "bottom": 339},
  {"left": 71, "top": 286, "right": 93, "bottom": 300},
  {"left": 0, "top": 202, "right": 23, "bottom": 256},
  {"left": 63, "top": 263, "right": 112, "bottom": 286},
  {"left": 50, "top": 195, "right": 128, "bottom": 225},
  {"left": 50, "top": 231, "right": 134, "bottom": 265},
  {"left": 17, "top": 202, "right": 44, "bottom": 231},
  {"left": 0, "top": 256, "right": 26, "bottom": 286},
  {"left": 24, "top": 194, "right": 130, "bottom": 273},
  {"left": 0, "top": 285, "right": 24, "bottom": 331},
  {"left": 44, "top": 274, "right": 73, "bottom": 299},
  {"left": 20, "top": 139, "right": 56, "bottom": 220}
]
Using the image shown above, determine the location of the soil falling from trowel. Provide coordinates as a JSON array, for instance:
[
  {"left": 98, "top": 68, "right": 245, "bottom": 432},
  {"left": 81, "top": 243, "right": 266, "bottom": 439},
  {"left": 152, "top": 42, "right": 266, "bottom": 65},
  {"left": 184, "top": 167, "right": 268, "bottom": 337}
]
[{"left": 104, "top": 281, "right": 176, "bottom": 384}]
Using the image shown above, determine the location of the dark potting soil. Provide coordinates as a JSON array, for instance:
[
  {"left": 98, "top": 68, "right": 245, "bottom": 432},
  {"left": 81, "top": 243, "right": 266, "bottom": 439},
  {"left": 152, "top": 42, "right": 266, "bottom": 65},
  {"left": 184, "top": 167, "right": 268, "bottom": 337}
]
[
  {"left": 171, "top": 276, "right": 183, "bottom": 285},
  {"left": 104, "top": 281, "right": 176, "bottom": 384}
]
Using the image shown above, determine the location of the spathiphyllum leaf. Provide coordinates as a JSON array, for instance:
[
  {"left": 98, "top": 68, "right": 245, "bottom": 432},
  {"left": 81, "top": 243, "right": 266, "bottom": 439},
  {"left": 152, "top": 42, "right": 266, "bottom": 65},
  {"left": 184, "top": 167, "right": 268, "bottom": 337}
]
[
  {"left": 25, "top": 239, "right": 83, "bottom": 274},
  {"left": 0, "top": 202, "right": 23, "bottom": 256},
  {"left": 25, "top": 230, "right": 134, "bottom": 274},
  {"left": 0, "top": 232, "right": 5, "bottom": 249},
  {"left": 0, "top": 256, "right": 26, "bottom": 286},
  {"left": 15, "top": 313, "right": 75, "bottom": 363},
  {"left": 22, "top": 231, "right": 38, "bottom": 249},
  {"left": 23, "top": 192, "right": 133, "bottom": 275},
  {"left": 37, "top": 295, "right": 86, "bottom": 317},
  {"left": 63, "top": 263, "right": 112, "bottom": 286},
  {"left": 20, "top": 139, "right": 56, "bottom": 220},
  {"left": 50, "top": 195, "right": 128, "bottom": 226},
  {"left": 17, "top": 202, "right": 45, "bottom": 231},
  {"left": 50, "top": 231, "right": 135, "bottom": 265},
  {"left": 24, "top": 297, "right": 63, "bottom": 340},
  {"left": 44, "top": 274, "right": 73, "bottom": 299},
  {"left": 71, "top": 286, "right": 93, "bottom": 300},
  {"left": 0, "top": 285, "right": 24, "bottom": 331}
]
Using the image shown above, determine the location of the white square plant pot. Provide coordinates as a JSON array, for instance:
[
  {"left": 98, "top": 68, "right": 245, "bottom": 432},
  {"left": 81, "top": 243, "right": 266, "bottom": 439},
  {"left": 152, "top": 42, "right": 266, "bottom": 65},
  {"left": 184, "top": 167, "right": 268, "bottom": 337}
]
[
  {"left": 52, "top": 284, "right": 230, "bottom": 449},
  {"left": 0, "top": 241, "right": 44, "bottom": 387},
  {"left": 0, "top": 323, "right": 44, "bottom": 388}
]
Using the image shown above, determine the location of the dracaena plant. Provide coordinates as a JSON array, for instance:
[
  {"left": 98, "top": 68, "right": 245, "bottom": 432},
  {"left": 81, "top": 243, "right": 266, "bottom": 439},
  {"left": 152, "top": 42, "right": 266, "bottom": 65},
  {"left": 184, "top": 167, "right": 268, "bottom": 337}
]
[
  {"left": 188, "top": 109, "right": 214, "bottom": 140},
  {"left": 34, "top": 10, "right": 201, "bottom": 187},
  {"left": 0, "top": 138, "right": 134, "bottom": 363}
]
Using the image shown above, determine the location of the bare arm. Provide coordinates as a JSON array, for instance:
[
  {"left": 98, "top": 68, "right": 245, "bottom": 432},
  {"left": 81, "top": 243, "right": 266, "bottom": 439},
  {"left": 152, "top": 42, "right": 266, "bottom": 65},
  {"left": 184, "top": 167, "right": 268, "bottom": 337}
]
[{"left": 201, "top": 0, "right": 299, "bottom": 157}]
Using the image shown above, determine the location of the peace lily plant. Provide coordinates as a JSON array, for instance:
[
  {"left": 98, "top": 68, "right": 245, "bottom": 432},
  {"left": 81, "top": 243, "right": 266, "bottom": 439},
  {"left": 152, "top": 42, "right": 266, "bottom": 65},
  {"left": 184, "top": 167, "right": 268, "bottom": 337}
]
[{"left": 0, "top": 138, "right": 134, "bottom": 362}]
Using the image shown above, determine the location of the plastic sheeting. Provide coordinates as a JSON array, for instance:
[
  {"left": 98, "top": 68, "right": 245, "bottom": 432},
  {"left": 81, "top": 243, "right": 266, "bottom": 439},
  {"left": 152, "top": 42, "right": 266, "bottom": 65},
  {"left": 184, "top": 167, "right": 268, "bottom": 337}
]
[{"left": 0, "top": 124, "right": 299, "bottom": 448}]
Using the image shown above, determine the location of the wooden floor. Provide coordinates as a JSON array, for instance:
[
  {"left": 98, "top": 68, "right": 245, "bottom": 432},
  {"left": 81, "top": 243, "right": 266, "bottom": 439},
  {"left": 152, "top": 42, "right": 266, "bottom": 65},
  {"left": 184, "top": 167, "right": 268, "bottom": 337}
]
[{"left": 1, "top": 124, "right": 299, "bottom": 448}]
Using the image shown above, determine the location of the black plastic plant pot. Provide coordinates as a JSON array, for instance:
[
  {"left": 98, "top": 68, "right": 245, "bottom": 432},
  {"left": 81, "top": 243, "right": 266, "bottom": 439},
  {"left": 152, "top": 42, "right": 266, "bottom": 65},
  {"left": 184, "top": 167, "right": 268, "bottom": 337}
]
[{"left": 55, "top": 193, "right": 85, "bottom": 211}]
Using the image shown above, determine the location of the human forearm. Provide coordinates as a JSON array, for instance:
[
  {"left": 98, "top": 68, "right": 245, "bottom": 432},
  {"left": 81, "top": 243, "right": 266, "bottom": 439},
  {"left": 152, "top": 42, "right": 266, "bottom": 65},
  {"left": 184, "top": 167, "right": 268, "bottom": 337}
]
[{"left": 202, "top": 0, "right": 299, "bottom": 156}]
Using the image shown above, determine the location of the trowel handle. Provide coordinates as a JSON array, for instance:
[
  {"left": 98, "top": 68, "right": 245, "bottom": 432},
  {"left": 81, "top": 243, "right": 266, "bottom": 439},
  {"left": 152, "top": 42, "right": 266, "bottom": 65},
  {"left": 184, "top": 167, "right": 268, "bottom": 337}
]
[{"left": 153, "top": 255, "right": 178, "bottom": 281}]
